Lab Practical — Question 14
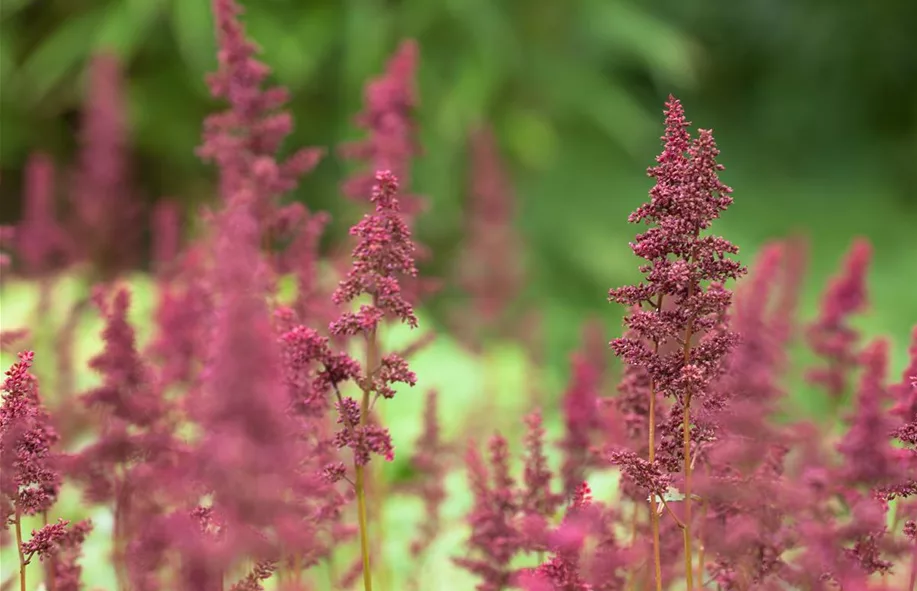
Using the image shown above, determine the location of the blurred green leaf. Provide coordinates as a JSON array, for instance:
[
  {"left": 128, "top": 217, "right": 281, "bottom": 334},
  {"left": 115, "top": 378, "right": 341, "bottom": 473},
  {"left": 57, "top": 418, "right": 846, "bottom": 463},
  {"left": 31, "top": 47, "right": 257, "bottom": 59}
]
[
  {"left": 93, "top": 0, "right": 166, "bottom": 60},
  {"left": 580, "top": 0, "right": 698, "bottom": 87},
  {"left": 169, "top": 0, "right": 216, "bottom": 82},
  {"left": 0, "top": 0, "right": 33, "bottom": 21},
  {"left": 501, "top": 107, "right": 558, "bottom": 170},
  {"left": 245, "top": 4, "right": 337, "bottom": 91},
  {"left": 341, "top": 0, "right": 392, "bottom": 98},
  {"left": 14, "top": 7, "right": 106, "bottom": 103},
  {"left": 435, "top": 54, "right": 501, "bottom": 144},
  {"left": 533, "top": 50, "right": 654, "bottom": 159}
]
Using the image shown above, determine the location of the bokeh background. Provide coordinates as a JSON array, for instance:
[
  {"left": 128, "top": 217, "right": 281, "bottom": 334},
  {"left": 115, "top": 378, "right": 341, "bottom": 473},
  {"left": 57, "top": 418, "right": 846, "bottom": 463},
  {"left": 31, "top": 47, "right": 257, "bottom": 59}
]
[{"left": 1, "top": 0, "right": 917, "bottom": 588}]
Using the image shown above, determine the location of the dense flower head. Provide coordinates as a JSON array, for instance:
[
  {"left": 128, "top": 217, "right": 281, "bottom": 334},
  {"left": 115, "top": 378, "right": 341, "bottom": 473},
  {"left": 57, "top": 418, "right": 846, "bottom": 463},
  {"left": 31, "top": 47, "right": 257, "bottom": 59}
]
[
  {"left": 836, "top": 338, "right": 900, "bottom": 489},
  {"left": 457, "top": 127, "right": 526, "bottom": 332},
  {"left": 199, "top": 0, "right": 323, "bottom": 237},
  {"left": 0, "top": 351, "right": 62, "bottom": 519},
  {"left": 340, "top": 40, "right": 423, "bottom": 214},
  {"left": 83, "top": 287, "right": 164, "bottom": 426},
  {"left": 331, "top": 170, "right": 418, "bottom": 336},
  {"left": 560, "top": 323, "right": 608, "bottom": 497},
  {"left": 70, "top": 53, "right": 142, "bottom": 278},
  {"left": 456, "top": 434, "right": 525, "bottom": 591},
  {"left": 609, "top": 96, "right": 745, "bottom": 409},
  {"left": 806, "top": 238, "right": 872, "bottom": 399},
  {"left": 14, "top": 152, "right": 71, "bottom": 276}
]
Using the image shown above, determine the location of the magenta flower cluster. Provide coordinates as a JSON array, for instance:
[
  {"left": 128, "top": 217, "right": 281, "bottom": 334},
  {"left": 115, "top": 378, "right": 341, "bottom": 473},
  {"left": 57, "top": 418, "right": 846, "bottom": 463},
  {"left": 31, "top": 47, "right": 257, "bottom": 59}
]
[{"left": 1, "top": 1, "right": 916, "bottom": 590}]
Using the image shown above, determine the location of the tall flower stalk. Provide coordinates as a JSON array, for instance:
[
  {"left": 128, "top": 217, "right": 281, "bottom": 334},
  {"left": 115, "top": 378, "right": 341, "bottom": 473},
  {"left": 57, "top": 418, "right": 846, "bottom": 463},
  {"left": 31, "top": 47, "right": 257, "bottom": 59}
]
[
  {"left": 330, "top": 170, "right": 419, "bottom": 590},
  {"left": 608, "top": 96, "right": 745, "bottom": 590}
]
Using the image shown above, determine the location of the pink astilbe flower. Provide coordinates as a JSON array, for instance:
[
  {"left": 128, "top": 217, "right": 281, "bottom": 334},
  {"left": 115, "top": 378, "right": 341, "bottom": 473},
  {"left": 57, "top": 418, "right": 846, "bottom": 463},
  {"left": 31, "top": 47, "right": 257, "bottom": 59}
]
[
  {"left": 70, "top": 53, "right": 142, "bottom": 279},
  {"left": 179, "top": 193, "right": 311, "bottom": 583},
  {"left": 837, "top": 338, "right": 900, "bottom": 490},
  {"left": 408, "top": 389, "right": 447, "bottom": 556},
  {"left": 455, "top": 434, "right": 524, "bottom": 591},
  {"left": 82, "top": 287, "right": 166, "bottom": 427},
  {"left": 21, "top": 517, "right": 70, "bottom": 563},
  {"left": 0, "top": 351, "right": 62, "bottom": 522},
  {"left": 608, "top": 96, "right": 745, "bottom": 462},
  {"left": 340, "top": 41, "right": 423, "bottom": 215},
  {"left": 891, "top": 326, "right": 917, "bottom": 425},
  {"left": 560, "top": 322, "right": 607, "bottom": 497},
  {"left": 522, "top": 411, "right": 564, "bottom": 524},
  {"left": 199, "top": 0, "right": 323, "bottom": 240},
  {"left": 806, "top": 238, "right": 872, "bottom": 401},
  {"left": 49, "top": 518, "right": 94, "bottom": 591},
  {"left": 146, "top": 245, "right": 212, "bottom": 387},
  {"left": 330, "top": 170, "right": 419, "bottom": 337},
  {"left": 14, "top": 152, "right": 70, "bottom": 276},
  {"left": 456, "top": 127, "right": 525, "bottom": 336}
]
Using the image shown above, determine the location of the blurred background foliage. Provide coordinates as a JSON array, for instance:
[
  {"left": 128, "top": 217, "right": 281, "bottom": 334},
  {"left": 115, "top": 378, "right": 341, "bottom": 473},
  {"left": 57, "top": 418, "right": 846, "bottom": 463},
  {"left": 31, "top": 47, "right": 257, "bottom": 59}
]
[{"left": 1, "top": 0, "right": 916, "bottom": 372}]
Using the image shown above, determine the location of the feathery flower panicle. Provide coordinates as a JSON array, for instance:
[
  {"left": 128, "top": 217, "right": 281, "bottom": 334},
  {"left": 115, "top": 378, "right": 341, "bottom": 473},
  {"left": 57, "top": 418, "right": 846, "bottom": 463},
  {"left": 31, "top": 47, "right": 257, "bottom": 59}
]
[
  {"left": 70, "top": 53, "right": 142, "bottom": 278},
  {"left": 837, "top": 338, "right": 900, "bottom": 489},
  {"left": 83, "top": 287, "right": 164, "bottom": 427},
  {"left": 340, "top": 41, "right": 422, "bottom": 213},
  {"left": 457, "top": 127, "right": 525, "bottom": 334},
  {"left": 409, "top": 389, "right": 447, "bottom": 556},
  {"left": 0, "top": 351, "right": 62, "bottom": 520},
  {"left": 455, "top": 434, "right": 523, "bottom": 591},
  {"left": 199, "top": 0, "right": 323, "bottom": 237},
  {"left": 891, "top": 326, "right": 917, "bottom": 425},
  {"left": 186, "top": 192, "right": 305, "bottom": 575},
  {"left": 14, "top": 152, "right": 70, "bottom": 276},
  {"left": 560, "top": 322, "right": 608, "bottom": 497},
  {"left": 50, "top": 518, "right": 93, "bottom": 591},
  {"left": 608, "top": 95, "right": 745, "bottom": 419},
  {"left": 331, "top": 170, "right": 419, "bottom": 337},
  {"left": 806, "top": 238, "right": 872, "bottom": 400},
  {"left": 522, "top": 411, "right": 564, "bottom": 528}
]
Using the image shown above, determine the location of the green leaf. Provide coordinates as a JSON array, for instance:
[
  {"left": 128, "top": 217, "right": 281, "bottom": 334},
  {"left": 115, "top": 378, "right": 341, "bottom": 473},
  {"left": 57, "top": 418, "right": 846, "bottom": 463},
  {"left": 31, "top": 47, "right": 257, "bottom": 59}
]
[
  {"left": 93, "top": 0, "right": 166, "bottom": 60},
  {"left": 533, "top": 50, "right": 654, "bottom": 158},
  {"left": 169, "top": 0, "right": 216, "bottom": 81},
  {"left": 580, "top": 0, "right": 699, "bottom": 87},
  {"left": 341, "top": 0, "right": 391, "bottom": 98},
  {"left": 0, "top": 0, "right": 34, "bottom": 22},
  {"left": 245, "top": 4, "right": 337, "bottom": 91},
  {"left": 435, "top": 54, "right": 501, "bottom": 144},
  {"left": 501, "top": 107, "right": 558, "bottom": 170},
  {"left": 14, "top": 7, "right": 106, "bottom": 103}
]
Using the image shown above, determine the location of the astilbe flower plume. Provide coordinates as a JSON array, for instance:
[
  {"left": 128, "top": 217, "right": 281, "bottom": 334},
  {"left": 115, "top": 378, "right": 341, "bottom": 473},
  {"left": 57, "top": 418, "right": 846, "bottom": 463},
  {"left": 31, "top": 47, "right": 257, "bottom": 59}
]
[
  {"left": 806, "top": 238, "right": 872, "bottom": 402},
  {"left": 607, "top": 95, "right": 746, "bottom": 590},
  {"left": 14, "top": 152, "right": 70, "bottom": 277},
  {"left": 199, "top": 0, "right": 323, "bottom": 245},
  {"left": 455, "top": 126, "right": 526, "bottom": 341},
  {"left": 408, "top": 389, "right": 447, "bottom": 556},
  {"left": 1, "top": 352, "right": 62, "bottom": 521},
  {"left": 456, "top": 434, "right": 523, "bottom": 591},
  {"left": 70, "top": 53, "right": 142, "bottom": 279},
  {"left": 331, "top": 170, "right": 419, "bottom": 337},
  {"left": 340, "top": 41, "right": 423, "bottom": 216},
  {"left": 559, "top": 322, "right": 608, "bottom": 497}
]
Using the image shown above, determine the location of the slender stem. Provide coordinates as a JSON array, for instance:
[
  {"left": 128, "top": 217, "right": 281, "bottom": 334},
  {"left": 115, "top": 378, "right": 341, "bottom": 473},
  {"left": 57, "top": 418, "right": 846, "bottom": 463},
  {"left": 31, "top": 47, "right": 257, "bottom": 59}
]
[
  {"left": 354, "top": 326, "right": 380, "bottom": 591},
  {"left": 646, "top": 295, "right": 664, "bottom": 591},
  {"left": 15, "top": 508, "right": 26, "bottom": 591},
  {"left": 681, "top": 288, "right": 696, "bottom": 591},
  {"left": 355, "top": 442, "right": 373, "bottom": 591},
  {"left": 908, "top": 543, "right": 917, "bottom": 591}
]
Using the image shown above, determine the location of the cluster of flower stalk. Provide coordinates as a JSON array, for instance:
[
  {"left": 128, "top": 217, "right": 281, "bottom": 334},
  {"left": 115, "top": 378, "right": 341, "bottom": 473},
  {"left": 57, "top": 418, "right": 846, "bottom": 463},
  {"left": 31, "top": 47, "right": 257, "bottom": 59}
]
[{"left": 1, "top": 0, "right": 916, "bottom": 590}]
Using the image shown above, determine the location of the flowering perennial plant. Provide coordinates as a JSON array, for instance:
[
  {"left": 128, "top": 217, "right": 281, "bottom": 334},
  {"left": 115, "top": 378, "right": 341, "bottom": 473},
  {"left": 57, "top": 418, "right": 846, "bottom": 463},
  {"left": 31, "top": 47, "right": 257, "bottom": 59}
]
[{"left": 1, "top": 2, "right": 917, "bottom": 590}]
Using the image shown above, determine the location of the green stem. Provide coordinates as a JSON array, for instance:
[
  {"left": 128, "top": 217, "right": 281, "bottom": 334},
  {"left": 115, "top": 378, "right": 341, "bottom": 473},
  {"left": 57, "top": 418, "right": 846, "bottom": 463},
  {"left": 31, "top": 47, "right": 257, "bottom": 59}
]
[{"left": 15, "top": 508, "right": 26, "bottom": 591}]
